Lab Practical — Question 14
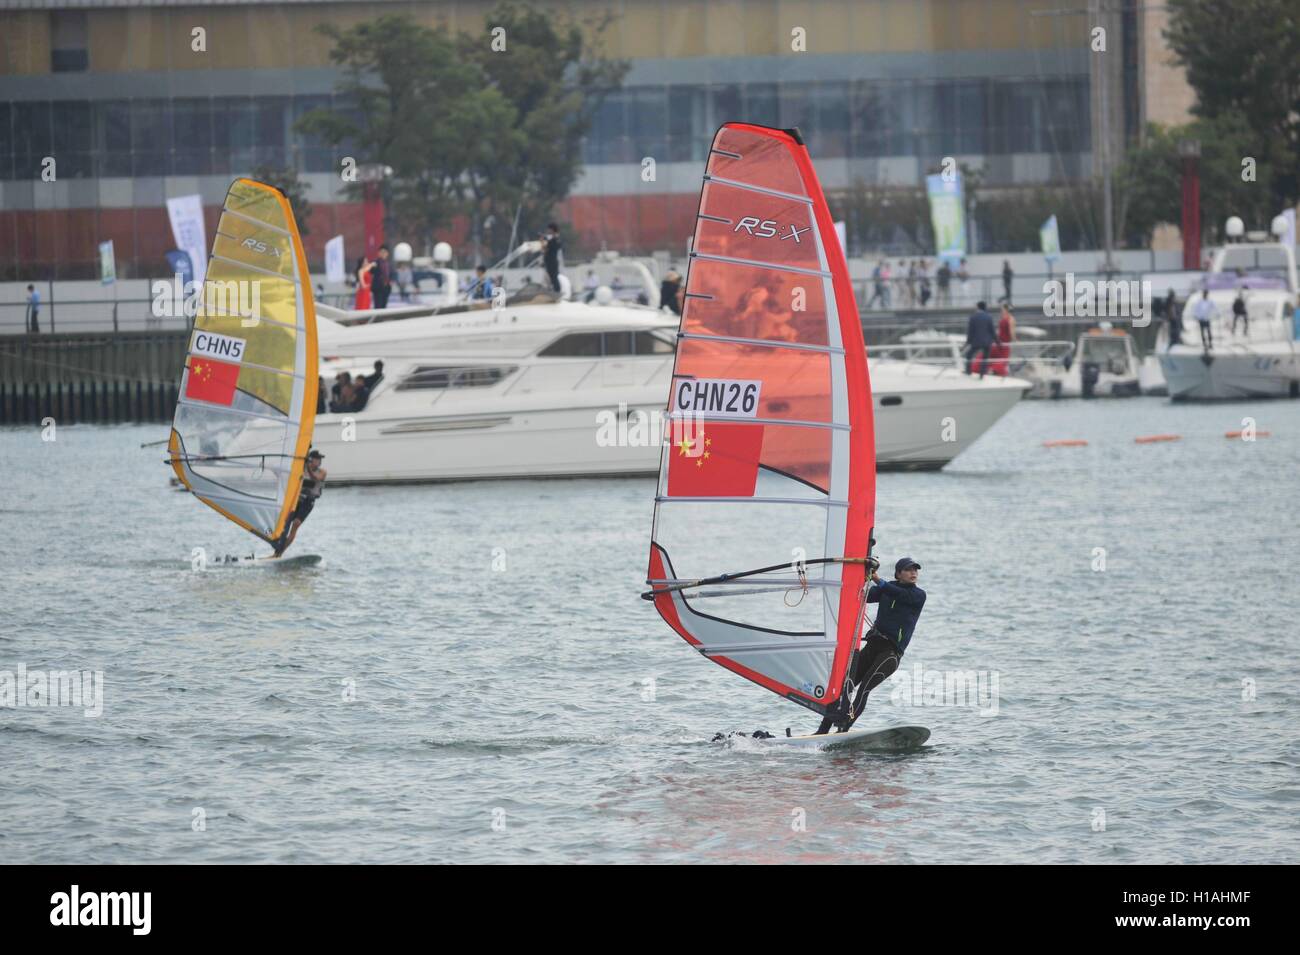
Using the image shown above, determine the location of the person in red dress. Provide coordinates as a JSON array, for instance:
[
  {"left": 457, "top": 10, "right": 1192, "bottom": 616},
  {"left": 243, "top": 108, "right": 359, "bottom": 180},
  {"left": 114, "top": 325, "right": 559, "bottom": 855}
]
[
  {"left": 990, "top": 303, "right": 1015, "bottom": 376},
  {"left": 353, "top": 256, "right": 374, "bottom": 310}
]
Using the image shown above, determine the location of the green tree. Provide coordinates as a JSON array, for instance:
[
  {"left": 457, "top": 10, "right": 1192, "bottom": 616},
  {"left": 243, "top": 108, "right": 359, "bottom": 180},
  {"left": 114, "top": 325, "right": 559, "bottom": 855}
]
[
  {"left": 458, "top": 2, "right": 628, "bottom": 257},
  {"left": 251, "top": 164, "right": 312, "bottom": 235},
  {"left": 1165, "top": 0, "right": 1300, "bottom": 210},
  {"left": 295, "top": 15, "right": 494, "bottom": 256},
  {"left": 1118, "top": 115, "right": 1276, "bottom": 245}
]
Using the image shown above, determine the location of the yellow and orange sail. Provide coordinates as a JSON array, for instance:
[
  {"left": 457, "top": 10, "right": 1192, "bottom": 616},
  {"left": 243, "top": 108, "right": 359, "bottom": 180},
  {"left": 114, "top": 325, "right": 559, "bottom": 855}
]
[{"left": 168, "top": 179, "right": 319, "bottom": 544}]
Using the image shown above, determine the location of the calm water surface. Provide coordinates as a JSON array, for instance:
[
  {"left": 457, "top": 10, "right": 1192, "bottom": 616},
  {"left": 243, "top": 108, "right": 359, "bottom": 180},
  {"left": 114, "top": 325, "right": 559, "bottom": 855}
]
[{"left": 2, "top": 396, "right": 1298, "bottom": 863}]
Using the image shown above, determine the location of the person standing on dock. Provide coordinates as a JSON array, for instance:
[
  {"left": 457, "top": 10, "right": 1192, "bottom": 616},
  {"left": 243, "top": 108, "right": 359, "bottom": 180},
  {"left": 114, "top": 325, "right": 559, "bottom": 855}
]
[
  {"left": 1192, "top": 289, "right": 1216, "bottom": 350},
  {"left": 964, "top": 301, "right": 997, "bottom": 376},
  {"left": 26, "top": 285, "right": 40, "bottom": 333},
  {"left": 1001, "top": 260, "right": 1014, "bottom": 304}
]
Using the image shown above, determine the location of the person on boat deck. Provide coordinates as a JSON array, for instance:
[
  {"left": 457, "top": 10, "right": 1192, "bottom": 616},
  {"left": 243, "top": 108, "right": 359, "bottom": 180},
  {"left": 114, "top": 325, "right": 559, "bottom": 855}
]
[
  {"left": 1163, "top": 290, "right": 1182, "bottom": 349},
  {"left": 1231, "top": 290, "right": 1249, "bottom": 337},
  {"left": 469, "top": 265, "right": 494, "bottom": 300},
  {"left": 350, "top": 374, "right": 371, "bottom": 412},
  {"left": 542, "top": 223, "right": 563, "bottom": 293},
  {"left": 817, "top": 557, "right": 926, "bottom": 735},
  {"left": 1192, "top": 289, "right": 1216, "bottom": 350},
  {"left": 372, "top": 245, "right": 393, "bottom": 309},
  {"left": 964, "top": 301, "right": 998, "bottom": 376},
  {"left": 330, "top": 371, "right": 353, "bottom": 413},
  {"left": 274, "top": 450, "right": 326, "bottom": 557},
  {"left": 367, "top": 360, "right": 384, "bottom": 389}
]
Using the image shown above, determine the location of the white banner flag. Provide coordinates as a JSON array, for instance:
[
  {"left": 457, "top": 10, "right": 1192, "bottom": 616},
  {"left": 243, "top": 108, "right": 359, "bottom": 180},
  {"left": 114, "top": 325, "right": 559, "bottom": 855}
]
[
  {"left": 1280, "top": 207, "right": 1297, "bottom": 253},
  {"left": 166, "top": 194, "right": 207, "bottom": 288},
  {"left": 325, "top": 234, "right": 346, "bottom": 284},
  {"left": 98, "top": 240, "right": 116, "bottom": 285}
]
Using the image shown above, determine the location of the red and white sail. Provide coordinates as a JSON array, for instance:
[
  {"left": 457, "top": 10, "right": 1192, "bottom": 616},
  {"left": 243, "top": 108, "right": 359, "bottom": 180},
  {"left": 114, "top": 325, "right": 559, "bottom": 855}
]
[{"left": 646, "top": 123, "right": 875, "bottom": 715}]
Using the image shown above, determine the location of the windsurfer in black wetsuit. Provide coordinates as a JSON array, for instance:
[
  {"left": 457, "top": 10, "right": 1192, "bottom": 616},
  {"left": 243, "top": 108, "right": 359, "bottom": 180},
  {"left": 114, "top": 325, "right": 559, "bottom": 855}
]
[
  {"left": 273, "top": 449, "right": 326, "bottom": 556},
  {"left": 816, "top": 557, "right": 926, "bottom": 734}
]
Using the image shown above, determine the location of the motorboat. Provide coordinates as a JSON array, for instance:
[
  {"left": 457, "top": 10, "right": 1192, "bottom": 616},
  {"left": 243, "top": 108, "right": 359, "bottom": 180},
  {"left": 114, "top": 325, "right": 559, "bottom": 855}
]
[
  {"left": 1157, "top": 218, "right": 1300, "bottom": 400},
  {"left": 309, "top": 293, "right": 1028, "bottom": 482}
]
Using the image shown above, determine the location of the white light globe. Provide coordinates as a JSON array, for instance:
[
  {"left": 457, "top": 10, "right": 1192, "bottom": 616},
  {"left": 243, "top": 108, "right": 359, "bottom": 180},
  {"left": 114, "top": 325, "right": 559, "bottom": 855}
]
[
  {"left": 432, "top": 242, "right": 452, "bottom": 264},
  {"left": 1225, "top": 216, "right": 1244, "bottom": 238},
  {"left": 393, "top": 242, "right": 413, "bottom": 263}
]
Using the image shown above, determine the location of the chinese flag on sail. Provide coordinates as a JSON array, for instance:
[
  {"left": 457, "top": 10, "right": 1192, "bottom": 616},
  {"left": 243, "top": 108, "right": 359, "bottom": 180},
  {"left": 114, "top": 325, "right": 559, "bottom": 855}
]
[
  {"left": 666, "top": 420, "right": 765, "bottom": 497},
  {"left": 185, "top": 356, "right": 240, "bottom": 406}
]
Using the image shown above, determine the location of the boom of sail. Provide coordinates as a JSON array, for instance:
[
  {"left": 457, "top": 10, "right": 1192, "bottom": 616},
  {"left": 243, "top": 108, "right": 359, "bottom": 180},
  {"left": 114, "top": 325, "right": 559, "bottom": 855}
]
[
  {"left": 644, "top": 124, "right": 876, "bottom": 715},
  {"left": 168, "top": 178, "right": 319, "bottom": 544}
]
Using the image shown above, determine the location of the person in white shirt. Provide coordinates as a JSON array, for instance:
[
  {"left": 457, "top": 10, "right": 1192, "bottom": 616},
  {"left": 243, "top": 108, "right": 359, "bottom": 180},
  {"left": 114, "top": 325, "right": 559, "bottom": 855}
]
[{"left": 1191, "top": 289, "right": 1216, "bottom": 350}]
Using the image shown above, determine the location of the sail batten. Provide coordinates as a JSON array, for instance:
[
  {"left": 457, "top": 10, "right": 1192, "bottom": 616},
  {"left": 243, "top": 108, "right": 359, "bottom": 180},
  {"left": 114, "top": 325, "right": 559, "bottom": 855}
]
[
  {"left": 169, "top": 178, "right": 318, "bottom": 545},
  {"left": 646, "top": 124, "right": 876, "bottom": 715}
]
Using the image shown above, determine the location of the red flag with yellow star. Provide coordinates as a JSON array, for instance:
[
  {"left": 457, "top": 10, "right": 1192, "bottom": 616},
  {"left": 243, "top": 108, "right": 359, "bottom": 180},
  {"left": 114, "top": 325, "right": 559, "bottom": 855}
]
[
  {"left": 184, "top": 356, "right": 240, "bottom": 406},
  {"left": 666, "top": 420, "right": 764, "bottom": 497}
]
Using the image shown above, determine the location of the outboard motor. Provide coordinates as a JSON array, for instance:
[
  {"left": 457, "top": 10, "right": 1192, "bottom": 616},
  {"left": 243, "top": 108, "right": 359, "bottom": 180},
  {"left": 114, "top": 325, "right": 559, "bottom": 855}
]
[{"left": 1081, "top": 361, "right": 1101, "bottom": 398}]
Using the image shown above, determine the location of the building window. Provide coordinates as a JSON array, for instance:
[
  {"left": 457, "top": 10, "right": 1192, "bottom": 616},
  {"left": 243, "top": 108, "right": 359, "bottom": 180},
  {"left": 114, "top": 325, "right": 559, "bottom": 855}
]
[{"left": 50, "top": 11, "right": 89, "bottom": 73}]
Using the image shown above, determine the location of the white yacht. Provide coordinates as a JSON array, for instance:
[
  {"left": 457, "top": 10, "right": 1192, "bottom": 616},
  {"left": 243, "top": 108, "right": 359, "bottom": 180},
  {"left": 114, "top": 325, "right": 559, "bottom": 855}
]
[
  {"left": 1157, "top": 218, "right": 1300, "bottom": 400},
  {"left": 310, "top": 292, "right": 1028, "bottom": 483}
]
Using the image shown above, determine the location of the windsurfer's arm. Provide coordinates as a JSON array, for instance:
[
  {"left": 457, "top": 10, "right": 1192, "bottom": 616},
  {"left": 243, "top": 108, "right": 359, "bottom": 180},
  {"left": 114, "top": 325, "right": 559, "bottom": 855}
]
[{"left": 874, "top": 579, "right": 925, "bottom": 607}]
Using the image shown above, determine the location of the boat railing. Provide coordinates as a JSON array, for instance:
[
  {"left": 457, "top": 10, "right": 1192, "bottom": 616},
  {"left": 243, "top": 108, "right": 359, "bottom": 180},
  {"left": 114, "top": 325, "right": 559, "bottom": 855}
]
[{"left": 870, "top": 340, "right": 1075, "bottom": 373}]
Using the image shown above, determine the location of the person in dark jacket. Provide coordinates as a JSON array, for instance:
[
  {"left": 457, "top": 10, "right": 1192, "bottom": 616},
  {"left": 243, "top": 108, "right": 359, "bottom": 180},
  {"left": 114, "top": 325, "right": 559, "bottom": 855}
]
[
  {"left": 1231, "top": 290, "right": 1249, "bottom": 337},
  {"left": 816, "top": 556, "right": 926, "bottom": 734},
  {"left": 542, "top": 223, "right": 563, "bottom": 293},
  {"left": 372, "top": 245, "right": 392, "bottom": 309},
  {"left": 1163, "top": 289, "right": 1182, "bottom": 349},
  {"left": 965, "top": 301, "right": 998, "bottom": 376},
  {"left": 659, "top": 269, "right": 682, "bottom": 315}
]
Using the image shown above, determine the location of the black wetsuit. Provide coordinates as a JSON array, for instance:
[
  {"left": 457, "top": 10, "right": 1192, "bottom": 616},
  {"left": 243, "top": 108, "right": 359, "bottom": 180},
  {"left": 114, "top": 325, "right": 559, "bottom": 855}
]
[
  {"left": 289, "top": 468, "right": 323, "bottom": 524},
  {"left": 817, "top": 578, "right": 926, "bottom": 734}
]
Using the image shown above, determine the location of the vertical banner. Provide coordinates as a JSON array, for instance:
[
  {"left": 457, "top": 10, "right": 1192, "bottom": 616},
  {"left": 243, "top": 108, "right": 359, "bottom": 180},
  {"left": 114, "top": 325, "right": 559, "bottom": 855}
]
[
  {"left": 98, "top": 240, "right": 116, "bottom": 285},
  {"left": 324, "top": 234, "right": 346, "bottom": 284},
  {"left": 165, "top": 250, "right": 195, "bottom": 289},
  {"left": 1040, "top": 214, "right": 1061, "bottom": 262},
  {"left": 166, "top": 194, "right": 207, "bottom": 288},
  {"left": 1279, "top": 207, "right": 1296, "bottom": 253},
  {"left": 926, "top": 172, "right": 965, "bottom": 262}
]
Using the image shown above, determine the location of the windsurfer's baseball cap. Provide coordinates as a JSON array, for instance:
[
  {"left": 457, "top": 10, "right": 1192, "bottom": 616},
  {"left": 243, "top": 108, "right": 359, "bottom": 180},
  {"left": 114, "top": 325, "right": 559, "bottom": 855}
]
[
  {"left": 307, "top": 449, "right": 324, "bottom": 461},
  {"left": 895, "top": 557, "right": 921, "bottom": 574}
]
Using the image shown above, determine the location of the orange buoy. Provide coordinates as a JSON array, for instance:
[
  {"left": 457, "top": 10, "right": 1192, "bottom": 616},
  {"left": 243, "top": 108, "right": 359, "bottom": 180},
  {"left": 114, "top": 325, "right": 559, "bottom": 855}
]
[
  {"left": 1135, "top": 434, "right": 1181, "bottom": 444},
  {"left": 1225, "top": 430, "right": 1270, "bottom": 438},
  {"left": 1042, "top": 439, "right": 1088, "bottom": 448}
]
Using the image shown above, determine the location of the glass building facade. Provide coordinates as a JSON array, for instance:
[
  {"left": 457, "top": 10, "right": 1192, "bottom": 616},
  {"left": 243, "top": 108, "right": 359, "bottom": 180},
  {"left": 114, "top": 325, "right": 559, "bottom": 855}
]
[{"left": 0, "top": 0, "right": 1098, "bottom": 277}]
